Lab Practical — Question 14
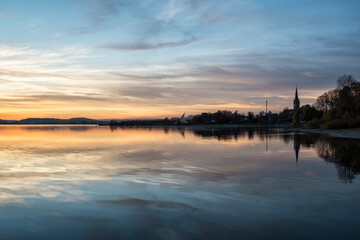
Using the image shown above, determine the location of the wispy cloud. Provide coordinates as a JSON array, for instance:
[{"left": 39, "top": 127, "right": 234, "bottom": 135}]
[
  {"left": 99, "top": 37, "right": 197, "bottom": 51},
  {"left": 68, "top": 0, "right": 135, "bottom": 35},
  {"left": 0, "top": 93, "right": 107, "bottom": 103},
  {"left": 158, "top": 0, "right": 187, "bottom": 21},
  {"left": 183, "top": 48, "right": 244, "bottom": 57}
]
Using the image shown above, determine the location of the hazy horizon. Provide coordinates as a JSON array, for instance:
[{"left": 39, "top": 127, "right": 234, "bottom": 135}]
[{"left": 0, "top": 0, "right": 359, "bottom": 119}]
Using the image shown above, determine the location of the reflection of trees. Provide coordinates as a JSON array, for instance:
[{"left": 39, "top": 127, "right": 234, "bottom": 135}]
[
  {"left": 290, "top": 133, "right": 360, "bottom": 182},
  {"left": 291, "top": 133, "right": 360, "bottom": 183},
  {"left": 192, "top": 127, "right": 291, "bottom": 142},
  {"left": 109, "top": 126, "right": 360, "bottom": 183},
  {"left": 315, "top": 137, "right": 360, "bottom": 183},
  {"left": 193, "top": 128, "right": 241, "bottom": 141},
  {"left": 192, "top": 128, "right": 360, "bottom": 183},
  {"left": 24, "top": 126, "right": 93, "bottom": 132}
]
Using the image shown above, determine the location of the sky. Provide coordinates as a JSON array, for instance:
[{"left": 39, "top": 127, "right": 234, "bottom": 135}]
[{"left": 0, "top": 0, "right": 359, "bottom": 120}]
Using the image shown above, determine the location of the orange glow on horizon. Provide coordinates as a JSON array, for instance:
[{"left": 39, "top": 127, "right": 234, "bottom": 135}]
[{"left": 0, "top": 101, "right": 295, "bottom": 120}]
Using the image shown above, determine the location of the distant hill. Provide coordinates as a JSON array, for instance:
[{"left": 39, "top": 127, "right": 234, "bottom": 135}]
[{"left": 0, "top": 118, "right": 110, "bottom": 125}]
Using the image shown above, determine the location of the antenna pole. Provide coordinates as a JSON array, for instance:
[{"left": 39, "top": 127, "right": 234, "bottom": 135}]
[{"left": 266, "top": 100, "right": 268, "bottom": 114}]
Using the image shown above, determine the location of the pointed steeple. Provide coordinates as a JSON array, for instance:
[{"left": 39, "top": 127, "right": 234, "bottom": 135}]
[{"left": 293, "top": 85, "right": 300, "bottom": 111}]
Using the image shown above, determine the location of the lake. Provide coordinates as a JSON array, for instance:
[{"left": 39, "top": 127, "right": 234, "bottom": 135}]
[{"left": 0, "top": 125, "right": 359, "bottom": 239}]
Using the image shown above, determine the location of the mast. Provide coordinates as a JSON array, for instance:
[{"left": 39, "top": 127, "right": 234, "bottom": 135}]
[{"left": 266, "top": 100, "right": 268, "bottom": 114}]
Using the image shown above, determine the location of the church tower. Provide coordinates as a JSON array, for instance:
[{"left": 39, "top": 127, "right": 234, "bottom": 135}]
[{"left": 293, "top": 86, "right": 300, "bottom": 111}]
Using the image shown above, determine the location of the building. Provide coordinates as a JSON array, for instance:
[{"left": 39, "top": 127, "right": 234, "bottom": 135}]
[{"left": 280, "top": 87, "right": 301, "bottom": 122}]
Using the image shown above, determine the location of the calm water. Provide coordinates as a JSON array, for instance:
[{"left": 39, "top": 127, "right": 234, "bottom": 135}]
[{"left": 0, "top": 125, "right": 359, "bottom": 239}]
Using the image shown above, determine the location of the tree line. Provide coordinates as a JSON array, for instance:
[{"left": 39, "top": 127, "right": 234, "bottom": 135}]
[{"left": 295, "top": 74, "right": 360, "bottom": 129}]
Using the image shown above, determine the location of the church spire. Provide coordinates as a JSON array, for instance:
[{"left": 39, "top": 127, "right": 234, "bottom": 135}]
[{"left": 293, "top": 85, "right": 300, "bottom": 111}]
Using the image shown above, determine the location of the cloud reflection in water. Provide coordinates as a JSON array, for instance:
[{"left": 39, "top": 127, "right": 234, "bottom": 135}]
[{"left": 0, "top": 126, "right": 359, "bottom": 239}]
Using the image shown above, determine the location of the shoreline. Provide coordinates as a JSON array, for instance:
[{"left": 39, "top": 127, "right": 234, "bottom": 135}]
[{"left": 294, "top": 128, "right": 360, "bottom": 139}]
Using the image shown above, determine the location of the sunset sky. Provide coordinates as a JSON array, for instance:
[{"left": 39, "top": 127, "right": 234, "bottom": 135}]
[{"left": 0, "top": 0, "right": 359, "bottom": 120}]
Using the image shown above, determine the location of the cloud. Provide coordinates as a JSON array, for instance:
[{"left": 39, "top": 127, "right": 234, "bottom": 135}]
[
  {"left": 71, "top": 0, "right": 234, "bottom": 39},
  {"left": 0, "top": 93, "right": 107, "bottom": 103},
  {"left": 0, "top": 78, "right": 10, "bottom": 83},
  {"left": 108, "top": 72, "right": 181, "bottom": 81},
  {"left": 0, "top": 39, "right": 349, "bottom": 114},
  {"left": 84, "top": 0, "right": 133, "bottom": 24},
  {"left": 0, "top": 69, "right": 70, "bottom": 79},
  {"left": 99, "top": 37, "right": 197, "bottom": 51},
  {"left": 27, "top": 93, "right": 108, "bottom": 102},
  {"left": 0, "top": 44, "right": 91, "bottom": 67},
  {"left": 158, "top": 0, "right": 188, "bottom": 21},
  {"left": 0, "top": 44, "right": 98, "bottom": 87},
  {"left": 66, "top": 26, "right": 102, "bottom": 35},
  {"left": 68, "top": 0, "right": 136, "bottom": 35},
  {"left": 302, "top": 72, "right": 327, "bottom": 78}
]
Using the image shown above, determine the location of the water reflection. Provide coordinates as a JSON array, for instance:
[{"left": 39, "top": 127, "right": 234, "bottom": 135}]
[
  {"left": 169, "top": 126, "right": 360, "bottom": 182},
  {"left": 288, "top": 132, "right": 359, "bottom": 183},
  {"left": 315, "top": 137, "right": 360, "bottom": 183},
  {"left": 294, "top": 133, "right": 300, "bottom": 164},
  {"left": 0, "top": 125, "right": 358, "bottom": 239},
  {"left": 4, "top": 125, "right": 359, "bottom": 183}
]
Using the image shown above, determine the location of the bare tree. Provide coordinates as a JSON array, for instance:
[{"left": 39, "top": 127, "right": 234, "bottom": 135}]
[
  {"left": 315, "top": 89, "right": 338, "bottom": 111},
  {"left": 337, "top": 74, "right": 356, "bottom": 89}
]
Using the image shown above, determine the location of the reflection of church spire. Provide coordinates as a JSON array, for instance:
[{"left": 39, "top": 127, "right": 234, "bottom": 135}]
[
  {"left": 294, "top": 133, "right": 300, "bottom": 165},
  {"left": 178, "top": 127, "right": 185, "bottom": 139}
]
